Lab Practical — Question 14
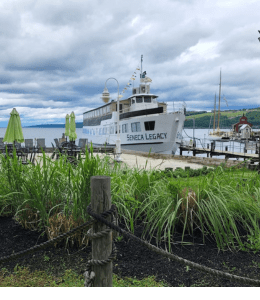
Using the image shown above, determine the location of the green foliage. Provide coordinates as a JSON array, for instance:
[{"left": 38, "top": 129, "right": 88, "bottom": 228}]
[
  {"left": 0, "top": 266, "right": 167, "bottom": 287},
  {"left": 1, "top": 148, "right": 260, "bottom": 253},
  {"left": 184, "top": 108, "right": 260, "bottom": 129},
  {"left": 243, "top": 233, "right": 260, "bottom": 253}
]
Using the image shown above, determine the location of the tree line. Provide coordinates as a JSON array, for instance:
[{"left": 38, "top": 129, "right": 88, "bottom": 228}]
[{"left": 184, "top": 111, "right": 260, "bottom": 129}]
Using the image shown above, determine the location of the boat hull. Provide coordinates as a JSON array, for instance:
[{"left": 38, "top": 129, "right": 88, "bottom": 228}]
[{"left": 83, "top": 112, "right": 185, "bottom": 154}]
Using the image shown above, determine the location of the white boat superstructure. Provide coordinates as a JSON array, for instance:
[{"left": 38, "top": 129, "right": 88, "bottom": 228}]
[{"left": 83, "top": 62, "right": 186, "bottom": 154}]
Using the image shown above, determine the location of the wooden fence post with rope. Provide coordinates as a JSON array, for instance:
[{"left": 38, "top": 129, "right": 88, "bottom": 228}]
[{"left": 91, "top": 176, "right": 113, "bottom": 287}]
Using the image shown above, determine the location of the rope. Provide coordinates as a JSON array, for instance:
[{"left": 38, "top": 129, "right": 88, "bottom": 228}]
[
  {"left": 84, "top": 206, "right": 119, "bottom": 286},
  {"left": 84, "top": 242, "right": 117, "bottom": 287},
  {"left": 182, "top": 128, "right": 209, "bottom": 151},
  {"left": 87, "top": 204, "right": 260, "bottom": 287},
  {"left": 0, "top": 206, "right": 116, "bottom": 264}
]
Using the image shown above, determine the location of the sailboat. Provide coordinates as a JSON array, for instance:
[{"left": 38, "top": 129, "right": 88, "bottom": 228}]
[{"left": 209, "top": 70, "right": 229, "bottom": 139}]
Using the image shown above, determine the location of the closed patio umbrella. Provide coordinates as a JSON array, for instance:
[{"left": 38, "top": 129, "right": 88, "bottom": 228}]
[
  {"left": 69, "top": 111, "right": 77, "bottom": 142},
  {"left": 3, "top": 108, "right": 24, "bottom": 144},
  {"left": 65, "top": 114, "right": 70, "bottom": 140}
]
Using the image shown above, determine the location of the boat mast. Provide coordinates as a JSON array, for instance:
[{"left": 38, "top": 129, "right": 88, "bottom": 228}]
[
  {"left": 217, "top": 69, "right": 221, "bottom": 131},
  {"left": 213, "top": 93, "right": 216, "bottom": 132}
]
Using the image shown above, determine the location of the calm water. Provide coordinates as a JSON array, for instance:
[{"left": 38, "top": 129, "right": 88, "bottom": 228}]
[
  {"left": 0, "top": 127, "right": 251, "bottom": 160},
  {"left": 0, "top": 128, "right": 84, "bottom": 147}
]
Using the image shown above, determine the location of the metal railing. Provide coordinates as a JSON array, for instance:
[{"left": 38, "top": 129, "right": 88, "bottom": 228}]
[{"left": 180, "top": 136, "right": 260, "bottom": 156}]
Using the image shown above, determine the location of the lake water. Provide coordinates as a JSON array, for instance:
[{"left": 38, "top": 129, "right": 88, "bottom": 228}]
[
  {"left": 0, "top": 127, "right": 252, "bottom": 160},
  {"left": 0, "top": 128, "right": 84, "bottom": 148}
]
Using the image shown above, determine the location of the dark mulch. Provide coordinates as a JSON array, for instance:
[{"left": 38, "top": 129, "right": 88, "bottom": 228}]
[{"left": 1, "top": 215, "right": 260, "bottom": 287}]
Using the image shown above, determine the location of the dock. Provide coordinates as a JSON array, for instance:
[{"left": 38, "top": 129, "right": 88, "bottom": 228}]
[{"left": 179, "top": 143, "right": 260, "bottom": 164}]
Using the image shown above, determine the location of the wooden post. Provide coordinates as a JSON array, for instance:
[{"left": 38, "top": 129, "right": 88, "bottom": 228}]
[{"left": 91, "top": 176, "right": 113, "bottom": 287}]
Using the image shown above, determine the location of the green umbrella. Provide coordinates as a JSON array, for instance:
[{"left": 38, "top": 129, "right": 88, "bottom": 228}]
[
  {"left": 3, "top": 108, "right": 24, "bottom": 144},
  {"left": 65, "top": 114, "right": 70, "bottom": 138},
  {"left": 69, "top": 111, "right": 77, "bottom": 141}
]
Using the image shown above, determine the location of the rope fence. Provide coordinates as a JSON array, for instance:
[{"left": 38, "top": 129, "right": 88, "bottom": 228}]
[{"left": 1, "top": 176, "right": 260, "bottom": 287}]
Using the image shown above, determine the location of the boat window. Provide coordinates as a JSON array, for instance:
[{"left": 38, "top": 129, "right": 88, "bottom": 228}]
[
  {"left": 144, "top": 121, "right": 155, "bottom": 131},
  {"left": 110, "top": 126, "right": 114, "bottom": 134},
  {"left": 115, "top": 125, "right": 121, "bottom": 134},
  {"left": 99, "top": 128, "right": 102, "bottom": 135},
  {"left": 136, "top": 97, "right": 142, "bottom": 103},
  {"left": 122, "top": 124, "right": 128, "bottom": 133},
  {"left": 144, "top": 96, "right": 151, "bottom": 103},
  {"left": 132, "top": 99, "right": 135, "bottom": 104},
  {"left": 103, "top": 127, "right": 107, "bottom": 135},
  {"left": 131, "top": 122, "right": 141, "bottom": 132}
]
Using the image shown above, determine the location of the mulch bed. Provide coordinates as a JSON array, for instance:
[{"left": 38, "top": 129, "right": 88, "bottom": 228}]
[{"left": 1, "top": 215, "right": 260, "bottom": 287}]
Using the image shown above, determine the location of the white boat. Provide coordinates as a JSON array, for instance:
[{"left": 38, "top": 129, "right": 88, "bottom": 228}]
[{"left": 82, "top": 61, "right": 186, "bottom": 154}]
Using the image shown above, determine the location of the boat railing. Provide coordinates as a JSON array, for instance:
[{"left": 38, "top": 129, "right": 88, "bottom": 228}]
[
  {"left": 169, "top": 101, "right": 186, "bottom": 114},
  {"left": 120, "top": 107, "right": 131, "bottom": 114}
]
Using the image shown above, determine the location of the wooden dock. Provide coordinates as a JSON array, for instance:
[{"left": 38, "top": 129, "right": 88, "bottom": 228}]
[{"left": 179, "top": 144, "right": 260, "bottom": 163}]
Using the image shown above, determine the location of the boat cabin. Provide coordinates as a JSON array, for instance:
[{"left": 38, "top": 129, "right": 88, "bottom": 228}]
[{"left": 83, "top": 76, "right": 167, "bottom": 127}]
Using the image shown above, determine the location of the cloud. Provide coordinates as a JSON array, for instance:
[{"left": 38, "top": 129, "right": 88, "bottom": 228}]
[{"left": 0, "top": 0, "right": 259, "bottom": 127}]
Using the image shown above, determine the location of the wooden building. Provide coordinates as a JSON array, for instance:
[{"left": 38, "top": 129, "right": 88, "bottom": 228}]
[{"left": 232, "top": 114, "right": 252, "bottom": 133}]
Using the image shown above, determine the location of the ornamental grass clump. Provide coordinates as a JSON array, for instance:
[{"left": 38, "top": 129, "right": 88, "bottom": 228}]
[
  {"left": 180, "top": 187, "right": 198, "bottom": 236},
  {"left": 0, "top": 145, "right": 115, "bottom": 248},
  {"left": 1, "top": 147, "right": 260, "bottom": 253},
  {"left": 46, "top": 212, "right": 90, "bottom": 248},
  {"left": 0, "top": 150, "right": 27, "bottom": 216},
  {"left": 194, "top": 167, "right": 260, "bottom": 251}
]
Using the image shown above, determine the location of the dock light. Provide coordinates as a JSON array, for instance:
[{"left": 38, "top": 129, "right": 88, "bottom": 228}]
[{"left": 102, "top": 78, "right": 122, "bottom": 162}]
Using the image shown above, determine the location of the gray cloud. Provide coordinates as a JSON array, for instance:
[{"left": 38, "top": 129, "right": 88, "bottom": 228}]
[{"left": 0, "top": 0, "right": 259, "bottom": 126}]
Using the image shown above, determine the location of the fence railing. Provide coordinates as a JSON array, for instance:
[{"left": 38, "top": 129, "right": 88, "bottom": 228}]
[
  {"left": 181, "top": 136, "right": 260, "bottom": 155},
  {"left": 1, "top": 176, "right": 260, "bottom": 287}
]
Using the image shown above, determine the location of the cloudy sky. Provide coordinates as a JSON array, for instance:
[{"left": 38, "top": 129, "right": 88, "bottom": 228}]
[{"left": 0, "top": 0, "right": 260, "bottom": 127}]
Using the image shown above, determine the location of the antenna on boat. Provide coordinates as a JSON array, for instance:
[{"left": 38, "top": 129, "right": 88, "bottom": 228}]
[{"left": 140, "top": 55, "right": 143, "bottom": 78}]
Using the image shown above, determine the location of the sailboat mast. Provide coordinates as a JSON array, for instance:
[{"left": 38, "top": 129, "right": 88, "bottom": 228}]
[
  {"left": 213, "top": 93, "right": 216, "bottom": 131},
  {"left": 217, "top": 69, "right": 221, "bottom": 130}
]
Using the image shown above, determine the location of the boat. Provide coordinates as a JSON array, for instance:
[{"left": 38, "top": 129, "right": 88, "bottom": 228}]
[
  {"left": 208, "top": 70, "right": 230, "bottom": 140},
  {"left": 82, "top": 57, "right": 186, "bottom": 154}
]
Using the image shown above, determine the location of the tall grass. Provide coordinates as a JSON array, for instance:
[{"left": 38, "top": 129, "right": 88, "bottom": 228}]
[{"left": 0, "top": 148, "right": 260, "bottom": 253}]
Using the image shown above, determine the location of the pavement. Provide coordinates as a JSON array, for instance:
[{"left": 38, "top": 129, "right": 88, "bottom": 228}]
[
  {"left": 33, "top": 152, "right": 204, "bottom": 171},
  {"left": 117, "top": 153, "right": 204, "bottom": 171}
]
